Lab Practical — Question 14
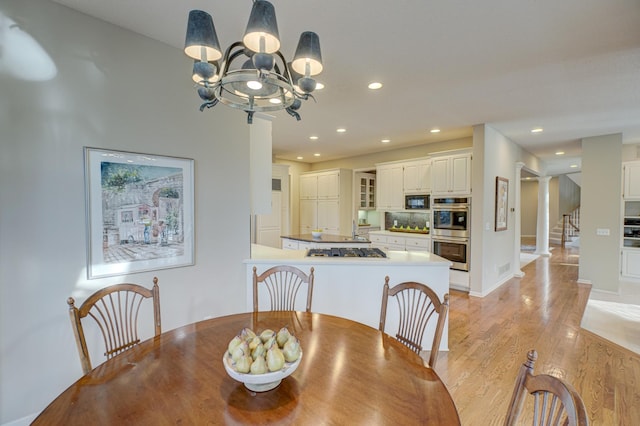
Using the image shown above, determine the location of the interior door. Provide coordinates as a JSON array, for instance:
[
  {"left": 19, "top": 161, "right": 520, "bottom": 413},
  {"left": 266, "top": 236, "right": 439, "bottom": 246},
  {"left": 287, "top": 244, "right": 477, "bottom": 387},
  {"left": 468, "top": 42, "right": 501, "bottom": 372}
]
[{"left": 256, "top": 191, "right": 282, "bottom": 248}]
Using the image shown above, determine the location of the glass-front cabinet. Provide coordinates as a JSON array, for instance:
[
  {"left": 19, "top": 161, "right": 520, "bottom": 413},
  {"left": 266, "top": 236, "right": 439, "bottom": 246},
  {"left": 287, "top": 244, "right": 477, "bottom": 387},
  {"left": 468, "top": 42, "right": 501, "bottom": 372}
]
[
  {"left": 357, "top": 173, "right": 376, "bottom": 210},
  {"left": 623, "top": 201, "right": 640, "bottom": 248}
]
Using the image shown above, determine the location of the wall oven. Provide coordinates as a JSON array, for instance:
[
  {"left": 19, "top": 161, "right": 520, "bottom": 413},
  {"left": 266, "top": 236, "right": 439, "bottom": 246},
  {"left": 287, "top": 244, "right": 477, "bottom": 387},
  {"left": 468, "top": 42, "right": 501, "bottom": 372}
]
[
  {"left": 431, "top": 197, "right": 470, "bottom": 271},
  {"left": 432, "top": 236, "right": 469, "bottom": 271}
]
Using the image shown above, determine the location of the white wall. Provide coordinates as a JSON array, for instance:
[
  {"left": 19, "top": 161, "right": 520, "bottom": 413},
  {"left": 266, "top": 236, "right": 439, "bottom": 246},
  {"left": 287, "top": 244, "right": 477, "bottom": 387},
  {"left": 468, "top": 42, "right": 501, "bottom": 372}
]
[
  {"left": 0, "top": 1, "right": 251, "bottom": 423},
  {"left": 578, "top": 134, "right": 622, "bottom": 292}
]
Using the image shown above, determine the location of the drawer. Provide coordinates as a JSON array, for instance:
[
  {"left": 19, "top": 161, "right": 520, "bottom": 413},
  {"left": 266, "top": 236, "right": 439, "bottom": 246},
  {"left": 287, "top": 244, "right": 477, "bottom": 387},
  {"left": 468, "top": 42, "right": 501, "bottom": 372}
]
[
  {"left": 369, "top": 234, "right": 387, "bottom": 244},
  {"left": 387, "top": 236, "right": 406, "bottom": 246},
  {"left": 405, "top": 237, "right": 429, "bottom": 249},
  {"left": 282, "top": 239, "right": 299, "bottom": 250}
]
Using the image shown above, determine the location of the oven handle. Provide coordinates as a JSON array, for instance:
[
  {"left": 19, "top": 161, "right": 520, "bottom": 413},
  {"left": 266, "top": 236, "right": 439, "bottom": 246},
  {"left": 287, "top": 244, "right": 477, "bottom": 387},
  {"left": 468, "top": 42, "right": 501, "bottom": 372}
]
[{"left": 432, "top": 236, "right": 469, "bottom": 244}]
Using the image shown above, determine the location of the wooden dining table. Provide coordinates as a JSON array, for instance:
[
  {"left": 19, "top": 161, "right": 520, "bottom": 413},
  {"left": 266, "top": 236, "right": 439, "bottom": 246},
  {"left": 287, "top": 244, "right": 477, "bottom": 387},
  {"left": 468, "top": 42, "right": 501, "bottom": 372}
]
[{"left": 34, "top": 311, "right": 460, "bottom": 425}]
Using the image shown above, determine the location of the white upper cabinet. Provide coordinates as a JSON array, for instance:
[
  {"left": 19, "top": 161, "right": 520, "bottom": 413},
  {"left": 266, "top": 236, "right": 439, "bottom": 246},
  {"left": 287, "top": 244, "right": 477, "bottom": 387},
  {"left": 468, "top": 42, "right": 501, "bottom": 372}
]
[
  {"left": 376, "top": 163, "right": 404, "bottom": 211},
  {"left": 317, "top": 171, "right": 340, "bottom": 199},
  {"left": 623, "top": 161, "right": 640, "bottom": 199},
  {"left": 300, "top": 174, "right": 318, "bottom": 199},
  {"left": 299, "top": 169, "right": 352, "bottom": 234},
  {"left": 431, "top": 151, "right": 471, "bottom": 196},
  {"left": 403, "top": 158, "right": 431, "bottom": 194}
]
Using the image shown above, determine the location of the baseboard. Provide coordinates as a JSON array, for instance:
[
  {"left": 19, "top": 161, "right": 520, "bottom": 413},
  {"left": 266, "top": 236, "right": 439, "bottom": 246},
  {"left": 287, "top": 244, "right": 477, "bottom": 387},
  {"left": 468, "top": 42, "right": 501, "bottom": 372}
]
[
  {"left": 577, "top": 278, "right": 592, "bottom": 285},
  {"left": 469, "top": 274, "right": 514, "bottom": 297}
]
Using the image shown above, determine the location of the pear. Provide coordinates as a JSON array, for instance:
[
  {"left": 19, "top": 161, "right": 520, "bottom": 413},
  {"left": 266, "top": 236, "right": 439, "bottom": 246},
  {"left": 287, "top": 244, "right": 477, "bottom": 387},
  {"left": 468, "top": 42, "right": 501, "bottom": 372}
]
[
  {"left": 235, "top": 354, "right": 252, "bottom": 374},
  {"left": 251, "top": 343, "right": 266, "bottom": 361},
  {"left": 266, "top": 345, "right": 286, "bottom": 371},
  {"left": 248, "top": 336, "right": 261, "bottom": 351},
  {"left": 282, "top": 338, "right": 301, "bottom": 363},
  {"left": 264, "top": 335, "right": 277, "bottom": 350},
  {"left": 276, "top": 327, "right": 291, "bottom": 348},
  {"left": 259, "top": 329, "right": 276, "bottom": 343},
  {"left": 240, "top": 327, "right": 256, "bottom": 342},
  {"left": 231, "top": 341, "right": 249, "bottom": 363},
  {"left": 227, "top": 335, "right": 243, "bottom": 355},
  {"left": 250, "top": 355, "right": 268, "bottom": 374}
]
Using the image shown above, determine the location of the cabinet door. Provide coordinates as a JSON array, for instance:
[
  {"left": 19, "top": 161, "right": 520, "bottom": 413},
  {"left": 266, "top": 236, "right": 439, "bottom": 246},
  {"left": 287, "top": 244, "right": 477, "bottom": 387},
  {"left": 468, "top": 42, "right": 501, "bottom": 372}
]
[
  {"left": 450, "top": 154, "right": 471, "bottom": 195},
  {"left": 431, "top": 157, "right": 450, "bottom": 194},
  {"left": 403, "top": 160, "right": 431, "bottom": 193},
  {"left": 623, "top": 162, "right": 640, "bottom": 199},
  {"left": 317, "top": 171, "right": 340, "bottom": 198},
  {"left": 300, "top": 199, "right": 317, "bottom": 232},
  {"left": 300, "top": 174, "right": 318, "bottom": 199},
  {"left": 317, "top": 199, "right": 340, "bottom": 233},
  {"left": 622, "top": 249, "right": 640, "bottom": 278}
]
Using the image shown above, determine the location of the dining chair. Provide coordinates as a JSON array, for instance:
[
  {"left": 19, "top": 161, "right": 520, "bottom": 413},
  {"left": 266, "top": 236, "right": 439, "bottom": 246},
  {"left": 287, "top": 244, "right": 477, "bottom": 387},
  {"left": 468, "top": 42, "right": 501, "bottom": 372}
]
[
  {"left": 253, "top": 265, "right": 314, "bottom": 312},
  {"left": 379, "top": 276, "right": 449, "bottom": 369},
  {"left": 67, "top": 277, "right": 161, "bottom": 375},
  {"left": 504, "top": 349, "right": 589, "bottom": 426}
]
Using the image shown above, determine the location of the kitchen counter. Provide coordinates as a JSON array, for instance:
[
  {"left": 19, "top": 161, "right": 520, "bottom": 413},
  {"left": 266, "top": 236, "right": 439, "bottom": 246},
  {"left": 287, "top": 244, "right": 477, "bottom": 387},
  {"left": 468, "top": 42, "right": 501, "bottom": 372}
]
[
  {"left": 245, "top": 244, "right": 451, "bottom": 350},
  {"left": 282, "top": 233, "right": 369, "bottom": 243}
]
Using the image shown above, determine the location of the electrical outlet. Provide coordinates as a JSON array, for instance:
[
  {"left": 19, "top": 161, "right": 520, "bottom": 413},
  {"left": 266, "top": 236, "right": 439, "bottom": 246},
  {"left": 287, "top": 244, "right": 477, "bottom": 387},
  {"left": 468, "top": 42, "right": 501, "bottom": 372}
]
[{"left": 596, "top": 228, "right": 610, "bottom": 236}]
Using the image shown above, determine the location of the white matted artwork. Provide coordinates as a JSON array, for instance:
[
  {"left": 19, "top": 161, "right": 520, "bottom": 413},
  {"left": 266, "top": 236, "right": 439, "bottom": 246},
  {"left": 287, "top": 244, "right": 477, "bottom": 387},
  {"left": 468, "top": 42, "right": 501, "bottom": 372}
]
[
  {"left": 495, "top": 176, "right": 508, "bottom": 232},
  {"left": 84, "top": 147, "right": 195, "bottom": 279}
]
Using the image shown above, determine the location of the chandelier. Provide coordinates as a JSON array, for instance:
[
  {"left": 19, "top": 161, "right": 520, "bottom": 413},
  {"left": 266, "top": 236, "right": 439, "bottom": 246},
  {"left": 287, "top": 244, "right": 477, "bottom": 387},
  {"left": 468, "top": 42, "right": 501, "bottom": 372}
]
[{"left": 184, "top": 0, "right": 323, "bottom": 124}]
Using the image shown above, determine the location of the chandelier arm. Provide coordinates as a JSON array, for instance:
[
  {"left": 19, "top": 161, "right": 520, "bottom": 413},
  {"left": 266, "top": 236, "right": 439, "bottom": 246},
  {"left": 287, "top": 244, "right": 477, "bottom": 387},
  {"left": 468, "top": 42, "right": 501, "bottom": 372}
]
[
  {"left": 219, "top": 41, "right": 247, "bottom": 75},
  {"left": 285, "top": 107, "right": 301, "bottom": 121},
  {"left": 199, "top": 98, "right": 219, "bottom": 111}
]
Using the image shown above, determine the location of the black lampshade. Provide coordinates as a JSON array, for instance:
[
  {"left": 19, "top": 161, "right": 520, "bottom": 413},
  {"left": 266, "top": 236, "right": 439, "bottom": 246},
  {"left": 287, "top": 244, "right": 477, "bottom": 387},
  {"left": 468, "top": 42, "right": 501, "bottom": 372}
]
[
  {"left": 184, "top": 10, "right": 222, "bottom": 62},
  {"left": 243, "top": 0, "right": 280, "bottom": 54},
  {"left": 291, "top": 31, "right": 323, "bottom": 77}
]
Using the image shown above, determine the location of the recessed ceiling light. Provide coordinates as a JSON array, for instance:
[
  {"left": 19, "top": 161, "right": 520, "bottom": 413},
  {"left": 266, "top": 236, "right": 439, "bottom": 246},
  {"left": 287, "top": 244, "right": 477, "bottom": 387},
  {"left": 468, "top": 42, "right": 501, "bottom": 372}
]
[
  {"left": 531, "top": 128, "right": 543, "bottom": 133},
  {"left": 381, "top": 139, "right": 391, "bottom": 143},
  {"left": 430, "top": 129, "right": 440, "bottom": 133},
  {"left": 570, "top": 164, "right": 578, "bottom": 168},
  {"left": 296, "top": 156, "right": 303, "bottom": 160},
  {"left": 555, "top": 151, "right": 565, "bottom": 156},
  {"left": 314, "top": 153, "right": 321, "bottom": 157},
  {"left": 336, "top": 128, "right": 346, "bottom": 133},
  {"left": 309, "top": 136, "right": 319, "bottom": 140},
  {"left": 315, "top": 82, "right": 325, "bottom": 90},
  {"left": 368, "top": 82, "right": 383, "bottom": 90}
]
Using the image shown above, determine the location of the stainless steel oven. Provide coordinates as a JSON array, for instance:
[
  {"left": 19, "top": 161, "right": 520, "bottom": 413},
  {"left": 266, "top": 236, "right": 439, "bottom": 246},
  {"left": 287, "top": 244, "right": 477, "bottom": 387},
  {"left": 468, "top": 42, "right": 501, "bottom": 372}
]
[
  {"left": 432, "top": 236, "right": 470, "bottom": 271},
  {"left": 432, "top": 197, "right": 470, "bottom": 271},
  {"left": 431, "top": 197, "right": 470, "bottom": 238}
]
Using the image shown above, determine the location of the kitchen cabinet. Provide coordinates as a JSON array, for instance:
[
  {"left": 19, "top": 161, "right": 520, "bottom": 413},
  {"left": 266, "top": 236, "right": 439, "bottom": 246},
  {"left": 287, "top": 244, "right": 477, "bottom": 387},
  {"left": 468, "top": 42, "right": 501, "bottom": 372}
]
[
  {"left": 621, "top": 200, "right": 640, "bottom": 279},
  {"left": 431, "top": 150, "right": 471, "bottom": 196},
  {"left": 623, "top": 161, "right": 640, "bottom": 199},
  {"left": 299, "top": 169, "right": 352, "bottom": 235},
  {"left": 376, "top": 162, "right": 404, "bottom": 211},
  {"left": 403, "top": 158, "right": 431, "bottom": 194},
  {"left": 356, "top": 172, "right": 376, "bottom": 210}
]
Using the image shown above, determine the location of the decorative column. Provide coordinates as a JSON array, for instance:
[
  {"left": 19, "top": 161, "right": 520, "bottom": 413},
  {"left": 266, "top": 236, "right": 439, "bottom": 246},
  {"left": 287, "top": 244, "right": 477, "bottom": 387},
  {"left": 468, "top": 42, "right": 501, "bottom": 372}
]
[
  {"left": 513, "top": 162, "right": 525, "bottom": 277},
  {"left": 535, "top": 176, "right": 552, "bottom": 257}
]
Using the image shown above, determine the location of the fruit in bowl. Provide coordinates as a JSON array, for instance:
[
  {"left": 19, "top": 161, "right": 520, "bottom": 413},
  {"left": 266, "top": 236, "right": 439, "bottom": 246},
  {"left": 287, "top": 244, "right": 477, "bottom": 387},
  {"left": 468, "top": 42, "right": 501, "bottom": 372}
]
[
  {"left": 224, "top": 326, "right": 302, "bottom": 392},
  {"left": 311, "top": 229, "right": 323, "bottom": 238}
]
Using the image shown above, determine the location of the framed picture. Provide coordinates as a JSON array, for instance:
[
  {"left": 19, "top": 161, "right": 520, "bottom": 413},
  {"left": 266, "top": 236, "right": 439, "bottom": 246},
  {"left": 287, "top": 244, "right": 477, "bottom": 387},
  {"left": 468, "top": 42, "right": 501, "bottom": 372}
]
[
  {"left": 495, "top": 176, "right": 509, "bottom": 232},
  {"left": 84, "top": 147, "right": 195, "bottom": 279}
]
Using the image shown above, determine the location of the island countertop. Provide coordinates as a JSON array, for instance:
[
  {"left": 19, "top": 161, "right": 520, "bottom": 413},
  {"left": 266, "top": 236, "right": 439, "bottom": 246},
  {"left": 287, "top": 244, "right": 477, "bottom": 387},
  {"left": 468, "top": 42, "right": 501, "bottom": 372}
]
[{"left": 282, "top": 233, "right": 369, "bottom": 243}]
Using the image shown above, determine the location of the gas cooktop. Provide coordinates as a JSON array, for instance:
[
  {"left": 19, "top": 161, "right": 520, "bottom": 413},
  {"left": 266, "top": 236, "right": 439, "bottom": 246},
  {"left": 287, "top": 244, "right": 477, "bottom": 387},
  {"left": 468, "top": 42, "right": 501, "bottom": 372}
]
[{"left": 306, "top": 248, "right": 387, "bottom": 258}]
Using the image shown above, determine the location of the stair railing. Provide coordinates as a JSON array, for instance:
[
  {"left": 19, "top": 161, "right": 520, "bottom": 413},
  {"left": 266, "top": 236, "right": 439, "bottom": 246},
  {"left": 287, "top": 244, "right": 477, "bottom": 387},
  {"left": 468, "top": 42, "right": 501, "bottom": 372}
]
[{"left": 561, "top": 207, "right": 580, "bottom": 247}]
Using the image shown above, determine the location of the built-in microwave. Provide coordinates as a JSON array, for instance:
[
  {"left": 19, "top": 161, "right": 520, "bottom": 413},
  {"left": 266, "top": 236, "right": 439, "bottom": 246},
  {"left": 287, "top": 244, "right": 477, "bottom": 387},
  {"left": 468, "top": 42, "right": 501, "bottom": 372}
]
[{"left": 405, "top": 194, "right": 430, "bottom": 210}]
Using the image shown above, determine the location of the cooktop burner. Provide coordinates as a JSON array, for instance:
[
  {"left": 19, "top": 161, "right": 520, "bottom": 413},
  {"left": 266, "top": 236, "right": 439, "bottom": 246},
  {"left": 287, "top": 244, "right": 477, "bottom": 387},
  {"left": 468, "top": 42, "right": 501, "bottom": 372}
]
[{"left": 306, "top": 248, "right": 387, "bottom": 258}]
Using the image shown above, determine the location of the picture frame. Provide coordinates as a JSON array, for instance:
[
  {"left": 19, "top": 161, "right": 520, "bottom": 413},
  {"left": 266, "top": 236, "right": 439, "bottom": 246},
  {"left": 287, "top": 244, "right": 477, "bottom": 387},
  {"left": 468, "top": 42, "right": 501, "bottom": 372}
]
[
  {"left": 495, "top": 176, "right": 509, "bottom": 232},
  {"left": 84, "top": 147, "right": 195, "bottom": 279}
]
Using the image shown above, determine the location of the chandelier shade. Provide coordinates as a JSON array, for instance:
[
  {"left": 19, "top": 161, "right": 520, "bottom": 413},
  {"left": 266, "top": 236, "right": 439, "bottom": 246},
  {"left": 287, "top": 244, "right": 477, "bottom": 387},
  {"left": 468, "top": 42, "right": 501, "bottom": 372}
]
[
  {"left": 291, "top": 31, "right": 323, "bottom": 76},
  {"left": 184, "top": 0, "right": 323, "bottom": 124},
  {"left": 243, "top": 0, "right": 280, "bottom": 54},
  {"left": 184, "top": 10, "right": 222, "bottom": 62}
]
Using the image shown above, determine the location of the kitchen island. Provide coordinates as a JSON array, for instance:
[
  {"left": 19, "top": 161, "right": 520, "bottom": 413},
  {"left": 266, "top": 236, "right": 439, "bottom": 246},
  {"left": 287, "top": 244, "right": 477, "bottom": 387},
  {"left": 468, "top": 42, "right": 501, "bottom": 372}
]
[
  {"left": 245, "top": 244, "right": 452, "bottom": 350},
  {"left": 281, "top": 233, "right": 370, "bottom": 250}
]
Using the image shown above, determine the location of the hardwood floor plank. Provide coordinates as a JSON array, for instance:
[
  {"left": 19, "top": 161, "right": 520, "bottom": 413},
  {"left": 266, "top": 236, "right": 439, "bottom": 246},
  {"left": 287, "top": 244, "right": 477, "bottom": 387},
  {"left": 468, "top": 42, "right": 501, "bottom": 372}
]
[{"left": 436, "top": 244, "right": 640, "bottom": 425}]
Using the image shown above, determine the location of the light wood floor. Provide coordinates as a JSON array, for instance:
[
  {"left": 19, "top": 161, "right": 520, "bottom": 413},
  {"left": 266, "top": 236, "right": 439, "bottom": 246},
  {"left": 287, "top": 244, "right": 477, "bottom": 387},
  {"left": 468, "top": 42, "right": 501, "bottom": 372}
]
[{"left": 436, "top": 244, "right": 640, "bottom": 425}]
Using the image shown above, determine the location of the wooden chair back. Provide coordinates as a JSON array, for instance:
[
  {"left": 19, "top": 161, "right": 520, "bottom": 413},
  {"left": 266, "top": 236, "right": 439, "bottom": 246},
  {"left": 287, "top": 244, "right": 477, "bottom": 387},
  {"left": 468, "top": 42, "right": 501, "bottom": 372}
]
[
  {"left": 67, "top": 278, "right": 161, "bottom": 375},
  {"left": 379, "top": 276, "right": 449, "bottom": 369},
  {"left": 253, "top": 265, "right": 314, "bottom": 312},
  {"left": 504, "top": 349, "right": 589, "bottom": 426}
]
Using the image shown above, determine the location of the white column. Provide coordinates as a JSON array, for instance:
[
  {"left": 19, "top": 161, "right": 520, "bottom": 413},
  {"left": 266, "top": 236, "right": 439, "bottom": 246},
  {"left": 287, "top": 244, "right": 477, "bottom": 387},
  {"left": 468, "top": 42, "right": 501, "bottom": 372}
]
[
  {"left": 514, "top": 162, "right": 525, "bottom": 277},
  {"left": 535, "top": 176, "right": 552, "bottom": 257}
]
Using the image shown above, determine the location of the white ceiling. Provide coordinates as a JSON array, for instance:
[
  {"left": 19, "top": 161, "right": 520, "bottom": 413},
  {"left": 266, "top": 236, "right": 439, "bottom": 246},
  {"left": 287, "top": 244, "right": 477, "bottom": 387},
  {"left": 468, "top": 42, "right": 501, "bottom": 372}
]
[{"left": 53, "top": 0, "right": 640, "bottom": 175}]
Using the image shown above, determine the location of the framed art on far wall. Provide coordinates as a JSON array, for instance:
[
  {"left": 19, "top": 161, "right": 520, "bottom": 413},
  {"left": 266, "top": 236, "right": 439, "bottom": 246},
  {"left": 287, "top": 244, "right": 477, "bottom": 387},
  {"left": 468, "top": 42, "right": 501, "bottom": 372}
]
[
  {"left": 495, "top": 176, "right": 509, "bottom": 232},
  {"left": 84, "top": 147, "right": 195, "bottom": 279}
]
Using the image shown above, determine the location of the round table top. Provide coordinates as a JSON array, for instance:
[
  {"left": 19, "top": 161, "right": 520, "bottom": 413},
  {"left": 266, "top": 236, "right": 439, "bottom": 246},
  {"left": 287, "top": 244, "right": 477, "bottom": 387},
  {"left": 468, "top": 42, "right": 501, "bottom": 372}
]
[{"left": 34, "top": 311, "right": 460, "bottom": 425}]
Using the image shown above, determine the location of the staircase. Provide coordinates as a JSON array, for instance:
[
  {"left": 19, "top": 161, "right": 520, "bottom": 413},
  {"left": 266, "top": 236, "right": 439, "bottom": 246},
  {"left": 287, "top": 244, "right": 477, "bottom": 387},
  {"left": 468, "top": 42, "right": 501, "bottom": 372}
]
[{"left": 549, "top": 207, "right": 580, "bottom": 246}]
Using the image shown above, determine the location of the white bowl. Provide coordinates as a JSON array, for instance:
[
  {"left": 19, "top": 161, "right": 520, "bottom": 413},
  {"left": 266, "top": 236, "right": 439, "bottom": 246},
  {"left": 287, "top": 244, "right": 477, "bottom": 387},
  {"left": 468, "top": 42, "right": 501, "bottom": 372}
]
[
  {"left": 223, "top": 351, "right": 302, "bottom": 392},
  {"left": 311, "top": 231, "right": 322, "bottom": 238}
]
